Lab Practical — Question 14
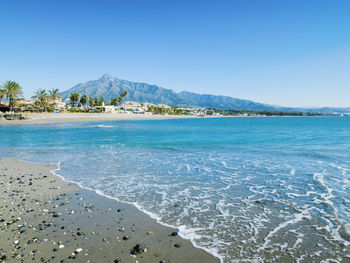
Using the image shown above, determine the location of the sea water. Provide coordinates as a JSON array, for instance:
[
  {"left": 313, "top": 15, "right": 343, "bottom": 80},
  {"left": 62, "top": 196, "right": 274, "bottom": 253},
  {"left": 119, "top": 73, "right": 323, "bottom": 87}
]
[{"left": 1, "top": 117, "right": 350, "bottom": 262}]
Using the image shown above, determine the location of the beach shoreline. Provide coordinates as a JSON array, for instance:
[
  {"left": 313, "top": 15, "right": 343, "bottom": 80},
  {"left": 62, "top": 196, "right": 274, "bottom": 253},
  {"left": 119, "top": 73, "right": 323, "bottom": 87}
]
[
  {"left": 0, "top": 113, "right": 220, "bottom": 126},
  {"left": 0, "top": 158, "right": 220, "bottom": 263}
]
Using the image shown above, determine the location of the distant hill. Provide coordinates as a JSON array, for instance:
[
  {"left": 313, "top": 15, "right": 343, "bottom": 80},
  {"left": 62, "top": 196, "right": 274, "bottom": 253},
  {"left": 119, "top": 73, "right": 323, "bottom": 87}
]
[{"left": 61, "top": 74, "right": 350, "bottom": 113}]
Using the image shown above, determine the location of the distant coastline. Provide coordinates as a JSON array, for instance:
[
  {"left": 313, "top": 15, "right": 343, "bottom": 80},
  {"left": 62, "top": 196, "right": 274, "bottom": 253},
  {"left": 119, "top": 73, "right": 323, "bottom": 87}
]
[
  {"left": 0, "top": 112, "right": 214, "bottom": 125},
  {"left": 0, "top": 112, "right": 338, "bottom": 126}
]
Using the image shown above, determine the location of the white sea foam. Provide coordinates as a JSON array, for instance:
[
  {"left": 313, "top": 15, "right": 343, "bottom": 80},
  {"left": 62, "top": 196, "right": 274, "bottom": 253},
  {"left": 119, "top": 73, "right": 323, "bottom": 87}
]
[
  {"left": 4, "top": 124, "right": 350, "bottom": 263},
  {"left": 345, "top": 224, "right": 350, "bottom": 235},
  {"left": 90, "top": 124, "right": 114, "bottom": 128},
  {"left": 45, "top": 169, "right": 226, "bottom": 263},
  {"left": 260, "top": 211, "right": 310, "bottom": 251}
]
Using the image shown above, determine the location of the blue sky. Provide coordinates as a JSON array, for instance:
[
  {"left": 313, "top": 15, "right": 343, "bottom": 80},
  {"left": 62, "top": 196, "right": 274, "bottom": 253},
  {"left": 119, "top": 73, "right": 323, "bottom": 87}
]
[{"left": 1, "top": 0, "right": 350, "bottom": 107}]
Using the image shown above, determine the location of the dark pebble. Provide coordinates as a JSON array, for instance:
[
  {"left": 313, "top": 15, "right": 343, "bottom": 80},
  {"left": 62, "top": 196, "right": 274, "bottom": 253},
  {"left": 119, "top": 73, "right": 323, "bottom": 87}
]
[
  {"left": 130, "top": 244, "right": 144, "bottom": 255},
  {"left": 170, "top": 232, "right": 178, "bottom": 236},
  {"left": 174, "top": 243, "right": 181, "bottom": 248},
  {"left": 122, "top": 236, "right": 128, "bottom": 241}
]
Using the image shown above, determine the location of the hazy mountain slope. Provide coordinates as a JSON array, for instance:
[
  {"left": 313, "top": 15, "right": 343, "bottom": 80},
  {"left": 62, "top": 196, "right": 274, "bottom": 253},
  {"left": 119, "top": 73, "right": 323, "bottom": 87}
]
[
  {"left": 61, "top": 74, "right": 350, "bottom": 113},
  {"left": 61, "top": 74, "right": 278, "bottom": 110}
]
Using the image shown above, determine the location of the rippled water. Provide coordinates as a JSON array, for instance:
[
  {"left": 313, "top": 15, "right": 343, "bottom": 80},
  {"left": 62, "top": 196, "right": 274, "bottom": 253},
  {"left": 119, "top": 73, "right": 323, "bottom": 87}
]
[{"left": 1, "top": 117, "right": 350, "bottom": 262}]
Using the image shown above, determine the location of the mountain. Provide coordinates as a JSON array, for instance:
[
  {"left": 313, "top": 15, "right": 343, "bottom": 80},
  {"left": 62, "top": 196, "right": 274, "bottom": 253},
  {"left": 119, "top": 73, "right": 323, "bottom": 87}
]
[{"left": 61, "top": 74, "right": 350, "bottom": 113}]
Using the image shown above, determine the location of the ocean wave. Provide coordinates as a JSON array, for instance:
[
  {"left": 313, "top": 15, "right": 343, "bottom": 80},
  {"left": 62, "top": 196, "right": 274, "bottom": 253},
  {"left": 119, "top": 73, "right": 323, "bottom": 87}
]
[{"left": 90, "top": 124, "right": 115, "bottom": 128}]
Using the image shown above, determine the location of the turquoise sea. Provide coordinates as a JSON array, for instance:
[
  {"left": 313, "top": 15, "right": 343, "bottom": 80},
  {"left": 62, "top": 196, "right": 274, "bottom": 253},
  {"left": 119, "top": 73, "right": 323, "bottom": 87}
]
[{"left": 1, "top": 117, "right": 350, "bottom": 262}]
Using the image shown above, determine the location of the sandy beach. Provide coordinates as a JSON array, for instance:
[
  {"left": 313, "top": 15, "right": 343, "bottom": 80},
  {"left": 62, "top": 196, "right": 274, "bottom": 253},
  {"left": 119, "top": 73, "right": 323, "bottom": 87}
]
[
  {"left": 0, "top": 158, "right": 219, "bottom": 263},
  {"left": 0, "top": 113, "right": 212, "bottom": 125}
]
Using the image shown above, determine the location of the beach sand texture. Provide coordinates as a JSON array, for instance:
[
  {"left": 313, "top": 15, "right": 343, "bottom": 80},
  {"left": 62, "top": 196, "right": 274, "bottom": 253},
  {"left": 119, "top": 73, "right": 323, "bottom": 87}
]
[
  {"left": 0, "top": 113, "right": 211, "bottom": 125},
  {"left": 0, "top": 158, "right": 219, "bottom": 263}
]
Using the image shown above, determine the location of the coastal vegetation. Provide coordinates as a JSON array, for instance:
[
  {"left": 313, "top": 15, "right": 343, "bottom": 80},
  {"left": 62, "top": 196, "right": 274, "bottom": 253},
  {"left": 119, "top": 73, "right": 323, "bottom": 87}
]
[
  {"left": 32, "top": 89, "right": 49, "bottom": 109},
  {"left": 1, "top": 81, "right": 23, "bottom": 111},
  {"left": 0, "top": 87, "right": 5, "bottom": 105},
  {"left": 49, "top": 88, "right": 61, "bottom": 100},
  {"left": 80, "top": 95, "right": 88, "bottom": 106},
  {"left": 0, "top": 80, "right": 332, "bottom": 117},
  {"left": 69, "top": 93, "right": 80, "bottom": 107}
]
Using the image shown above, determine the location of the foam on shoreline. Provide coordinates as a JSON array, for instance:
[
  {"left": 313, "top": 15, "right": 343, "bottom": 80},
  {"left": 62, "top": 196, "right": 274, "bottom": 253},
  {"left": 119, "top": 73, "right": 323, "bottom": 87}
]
[
  {"left": 50, "top": 159, "right": 224, "bottom": 263},
  {"left": 0, "top": 158, "right": 220, "bottom": 263}
]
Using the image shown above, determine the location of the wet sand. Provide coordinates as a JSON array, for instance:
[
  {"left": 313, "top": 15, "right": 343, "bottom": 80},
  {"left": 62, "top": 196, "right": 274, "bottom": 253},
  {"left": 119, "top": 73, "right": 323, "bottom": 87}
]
[
  {"left": 0, "top": 158, "right": 219, "bottom": 263},
  {"left": 0, "top": 113, "right": 213, "bottom": 126}
]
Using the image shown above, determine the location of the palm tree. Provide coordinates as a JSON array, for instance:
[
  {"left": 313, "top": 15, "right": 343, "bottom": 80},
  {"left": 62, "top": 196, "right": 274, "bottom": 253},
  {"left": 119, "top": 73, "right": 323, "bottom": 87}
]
[
  {"left": 89, "top": 97, "right": 95, "bottom": 107},
  {"left": 32, "top": 89, "right": 48, "bottom": 109},
  {"left": 119, "top": 90, "right": 128, "bottom": 109},
  {"left": 80, "top": 95, "right": 88, "bottom": 106},
  {"left": 111, "top": 97, "right": 118, "bottom": 106},
  {"left": 2, "top": 81, "right": 23, "bottom": 111},
  {"left": 49, "top": 88, "right": 61, "bottom": 101},
  {"left": 69, "top": 93, "right": 80, "bottom": 107},
  {"left": 93, "top": 97, "right": 99, "bottom": 106},
  {"left": 98, "top": 96, "right": 104, "bottom": 106},
  {"left": 0, "top": 86, "right": 6, "bottom": 105}
]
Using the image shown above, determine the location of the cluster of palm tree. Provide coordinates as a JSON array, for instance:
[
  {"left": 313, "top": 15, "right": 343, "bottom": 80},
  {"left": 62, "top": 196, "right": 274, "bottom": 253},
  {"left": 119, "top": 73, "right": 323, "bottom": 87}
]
[
  {"left": 1, "top": 79, "right": 130, "bottom": 113},
  {"left": 112, "top": 90, "right": 128, "bottom": 107},
  {"left": 110, "top": 91, "right": 128, "bottom": 107},
  {"left": 0, "top": 81, "right": 23, "bottom": 111},
  {"left": 68, "top": 90, "right": 128, "bottom": 109},
  {"left": 31, "top": 88, "right": 61, "bottom": 110},
  {"left": 69, "top": 93, "right": 98, "bottom": 107}
]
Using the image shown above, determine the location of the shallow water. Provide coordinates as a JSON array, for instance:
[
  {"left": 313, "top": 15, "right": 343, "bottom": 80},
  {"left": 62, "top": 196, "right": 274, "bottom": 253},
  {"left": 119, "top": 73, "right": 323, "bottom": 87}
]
[{"left": 1, "top": 117, "right": 350, "bottom": 262}]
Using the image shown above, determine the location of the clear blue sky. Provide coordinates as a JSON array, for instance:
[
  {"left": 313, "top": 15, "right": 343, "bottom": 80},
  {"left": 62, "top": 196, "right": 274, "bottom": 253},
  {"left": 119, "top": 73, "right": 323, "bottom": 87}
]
[{"left": 1, "top": 0, "right": 350, "bottom": 107}]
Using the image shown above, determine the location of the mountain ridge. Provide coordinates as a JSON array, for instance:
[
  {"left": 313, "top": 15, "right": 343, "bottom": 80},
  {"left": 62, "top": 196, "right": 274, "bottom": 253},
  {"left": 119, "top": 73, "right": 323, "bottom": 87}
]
[{"left": 61, "top": 74, "right": 350, "bottom": 113}]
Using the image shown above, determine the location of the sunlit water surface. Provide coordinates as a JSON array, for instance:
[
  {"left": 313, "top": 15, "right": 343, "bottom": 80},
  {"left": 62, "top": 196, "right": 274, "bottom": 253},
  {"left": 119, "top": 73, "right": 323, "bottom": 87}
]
[{"left": 1, "top": 117, "right": 350, "bottom": 262}]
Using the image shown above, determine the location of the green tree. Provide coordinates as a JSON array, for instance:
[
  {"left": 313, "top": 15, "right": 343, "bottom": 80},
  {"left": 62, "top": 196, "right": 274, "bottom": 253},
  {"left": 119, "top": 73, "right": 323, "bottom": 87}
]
[
  {"left": 32, "top": 89, "right": 48, "bottom": 109},
  {"left": 80, "top": 95, "right": 88, "bottom": 106},
  {"left": 94, "top": 97, "right": 99, "bottom": 106},
  {"left": 111, "top": 97, "right": 118, "bottom": 106},
  {"left": 48, "top": 88, "right": 61, "bottom": 101},
  {"left": 119, "top": 90, "right": 128, "bottom": 109},
  {"left": 70, "top": 93, "right": 80, "bottom": 107},
  {"left": 89, "top": 97, "right": 95, "bottom": 107},
  {"left": 120, "top": 90, "right": 128, "bottom": 98},
  {"left": 98, "top": 96, "right": 104, "bottom": 106},
  {"left": 2, "top": 81, "right": 23, "bottom": 111},
  {"left": 0, "top": 86, "right": 6, "bottom": 105}
]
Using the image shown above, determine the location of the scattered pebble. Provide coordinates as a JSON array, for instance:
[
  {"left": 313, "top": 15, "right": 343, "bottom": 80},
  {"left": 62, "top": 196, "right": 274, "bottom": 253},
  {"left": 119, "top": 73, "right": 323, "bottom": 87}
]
[{"left": 74, "top": 248, "right": 83, "bottom": 254}]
